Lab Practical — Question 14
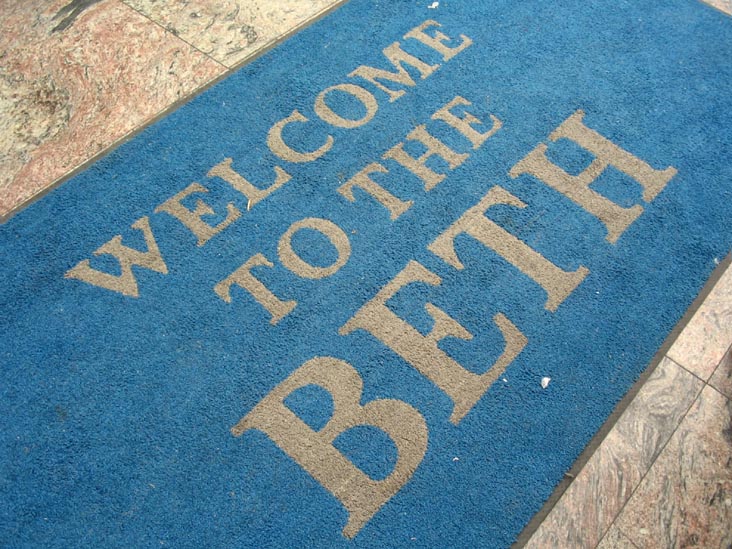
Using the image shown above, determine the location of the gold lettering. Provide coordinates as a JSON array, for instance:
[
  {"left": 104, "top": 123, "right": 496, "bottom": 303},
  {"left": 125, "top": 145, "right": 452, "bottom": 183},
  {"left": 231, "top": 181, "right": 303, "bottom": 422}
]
[
  {"left": 349, "top": 42, "right": 439, "bottom": 102},
  {"left": 337, "top": 162, "right": 413, "bottom": 220},
  {"left": 154, "top": 183, "right": 240, "bottom": 246},
  {"left": 314, "top": 84, "right": 379, "bottom": 129},
  {"left": 208, "top": 158, "right": 291, "bottom": 208},
  {"left": 340, "top": 260, "right": 527, "bottom": 424},
  {"left": 509, "top": 110, "right": 677, "bottom": 243},
  {"left": 215, "top": 253, "right": 296, "bottom": 325},
  {"left": 383, "top": 124, "right": 469, "bottom": 191},
  {"left": 432, "top": 96, "right": 502, "bottom": 149},
  {"left": 403, "top": 20, "right": 472, "bottom": 61},
  {"left": 278, "top": 218, "right": 351, "bottom": 279},
  {"left": 428, "top": 186, "right": 589, "bottom": 312},
  {"left": 232, "top": 356, "right": 428, "bottom": 538},
  {"left": 65, "top": 216, "right": 168, "bottom": 298},
  {"left": 267, "top": 110, "right": 334, "bottom": 163}
]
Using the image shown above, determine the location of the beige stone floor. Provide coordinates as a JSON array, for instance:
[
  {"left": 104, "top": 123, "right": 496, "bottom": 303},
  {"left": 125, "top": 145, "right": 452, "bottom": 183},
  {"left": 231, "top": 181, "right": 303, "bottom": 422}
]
[{"left": 1, "top": 1, "right": 730, "bottom": 547}]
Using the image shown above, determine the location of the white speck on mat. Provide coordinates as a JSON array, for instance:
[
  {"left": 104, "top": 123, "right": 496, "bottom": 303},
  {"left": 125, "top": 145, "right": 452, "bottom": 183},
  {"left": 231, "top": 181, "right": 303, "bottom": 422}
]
[
  {"left": 428, "top": 1, "right": 439, "bottom": 8},
  {"left": 541, "top": 377, "right": 551, "bottom": 389}
]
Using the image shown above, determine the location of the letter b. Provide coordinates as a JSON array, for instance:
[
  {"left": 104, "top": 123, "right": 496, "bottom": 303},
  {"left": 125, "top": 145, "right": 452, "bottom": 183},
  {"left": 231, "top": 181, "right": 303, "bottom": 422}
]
[{"left": 231, "top": 357, "right": 428, "bottom": 538}]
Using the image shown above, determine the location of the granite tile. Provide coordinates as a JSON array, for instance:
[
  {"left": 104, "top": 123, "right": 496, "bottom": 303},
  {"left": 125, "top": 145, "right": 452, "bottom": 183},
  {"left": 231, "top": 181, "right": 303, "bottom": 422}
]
[
  {"left": 0, "top": 0, "right": 224, "bottom": 217},
  {"left": 702, "top": 0, "right": 732, "bottom": 15},
  {"left": 525, "top": 428, "right": 644, "bottom": 549},
  {"left": 525, "top": 358, "right": 703, "bottom": 549},
  {"left": 122, "top": 0, "right": 342, "bottom": 68},
  {"left": 596, "top": 525, "right": 638, "bottom": 549},
  {"left": 610, "top": 357, "right": 703, "bottom": 471},
  {"left": 615, "top": 385, "right": 732, "bottom": 549},
  {"left": 710, "top": 345, "right": 732, "bottom": 400},
  {"left": 668, "top": 264, "right": 732, "bottom": 380}
]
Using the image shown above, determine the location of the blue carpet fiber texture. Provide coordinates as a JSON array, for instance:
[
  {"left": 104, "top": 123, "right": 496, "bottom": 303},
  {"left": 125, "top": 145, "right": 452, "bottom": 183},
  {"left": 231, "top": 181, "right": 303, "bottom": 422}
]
[{"left": 2, "top": 0, "right": 732, "bottom": 546}]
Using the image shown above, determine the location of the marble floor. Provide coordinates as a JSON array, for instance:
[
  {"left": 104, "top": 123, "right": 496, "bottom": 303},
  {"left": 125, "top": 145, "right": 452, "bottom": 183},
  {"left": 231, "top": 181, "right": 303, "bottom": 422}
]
[
  {"left": 523, "top": 265, "right": 732, "bottom": 548},
  {"left": 1, "top": 1, "right": 730, "bottom": 547}
]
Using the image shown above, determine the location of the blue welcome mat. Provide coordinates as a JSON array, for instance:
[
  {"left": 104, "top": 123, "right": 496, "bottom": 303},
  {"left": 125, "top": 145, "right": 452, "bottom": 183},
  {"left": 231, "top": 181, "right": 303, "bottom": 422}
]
[{"left": 2, "top": 0, "right": 731, "bottom": 546}]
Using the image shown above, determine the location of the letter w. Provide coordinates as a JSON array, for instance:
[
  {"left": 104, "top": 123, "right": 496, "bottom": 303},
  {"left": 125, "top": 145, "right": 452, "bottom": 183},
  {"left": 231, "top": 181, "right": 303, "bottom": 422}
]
[
  {"left": 65, "top": 216, "right": 168, "bottom": 297},
  {"left": 349, "top": 42, "right": 439, "bottom": 102}
]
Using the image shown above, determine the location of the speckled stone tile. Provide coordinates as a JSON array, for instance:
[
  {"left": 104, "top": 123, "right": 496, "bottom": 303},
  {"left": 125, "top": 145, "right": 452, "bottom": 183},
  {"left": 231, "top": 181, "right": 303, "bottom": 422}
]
[
  {"left": 710, "top": 345, "right": 732, "bottom": 400},
  {"left": 610, "top": 358, "right": 703, "bottom": 470},
  {"left": 703, "top": 0, "right": 732, "bottom": 15},
  {"left": 122, "top": 0, "right": 342, "bottom": 68},
  {"left": 525, "top": 358, "right": 702, "bottom": 549},
  {"left": 668, "top": 264, "right": 732, "bottom": 380},
  {"left": 525, "top": 428, "right": 644, "bottom": 549},
  {"left": 615, "top": 385, "right": 732, "bottom": 549},
  {"left": 596, "top": 525, "right": 638, "bottom": 549},
  {"left": 0, "top": 0, "right": 224, "bottom": 217}
]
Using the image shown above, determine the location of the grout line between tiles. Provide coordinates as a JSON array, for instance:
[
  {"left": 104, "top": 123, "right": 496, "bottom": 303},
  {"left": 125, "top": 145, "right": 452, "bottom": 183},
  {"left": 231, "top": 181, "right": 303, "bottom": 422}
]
[
  {"left": 117, "top": 1, "right": 229, "bottom": 70},
  {"left": 593, "top": 372, "right": 706, "bottom": 548},
  {"left": 218, "top": 0, "right": 351, "bottom": 73},
  {"left": 710, "top": 341, "right": 732, "bottom": 382},
  {"left": 614, "top": 526, "right": 642, "bottom": 549},
  {"left": 0, "top": 0, "right": 351, "bottom": 224},
  {"left": 666, "top": 355, "right": 709, "bottom": 386},
  {"left": 594, "top": 303, "right": 732, "bottom": 547},
  {"left": 514, "top": 254, "right": 732, "bottom": 548},
  {"left": 706, "top": 380, "right": 732, "bottom": 403}
]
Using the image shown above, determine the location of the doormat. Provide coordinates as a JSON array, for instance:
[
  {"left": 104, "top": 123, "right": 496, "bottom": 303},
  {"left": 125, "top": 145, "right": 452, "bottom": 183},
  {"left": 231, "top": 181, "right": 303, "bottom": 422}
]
[{"left": 2, "top": 0, "right": 731, "bottom": 546}]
